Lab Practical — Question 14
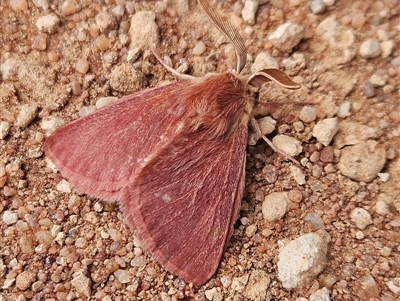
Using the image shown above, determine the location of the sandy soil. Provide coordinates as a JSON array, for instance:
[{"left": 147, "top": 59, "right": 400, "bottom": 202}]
[{"left": 0, "top": 0, "right": 399, "bottom": 300}]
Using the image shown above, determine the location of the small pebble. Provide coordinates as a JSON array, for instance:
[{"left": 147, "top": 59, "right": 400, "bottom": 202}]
[
  {"left": 129, "top": 11, "right": 160, "bottom": 52},
  {"left": 16, "top": 270, "right": 36, "bottom": 291},
  {"left": 16, "top": 104, "right": 39, "bottom": 128},
  {"left": 287, "top": 189, "right": 302, "bottom": 203},
  {"left": 309, "top": 151, "right": 320, "bottom": 162},
  {"left": 75, "top": 58, "right": 90, "bottom": 74},
  {"left": 380, "top": 40, "right": 394, "bottom": 58},
  {"left": 192, "top": 41, "right": 206, "bottom": 56},
  {"left": 272, "top": 135, "right": 302, "bottom": 156},
  {"left": 304, "top": 213, "right": 325, "bottom": 230},
  {"left": 96, "top": 11, "right": 117, "bottom": 33},
  {"left": 56, "top": 179, "right": 72, "bottom": 193},
  {"left": 241, "top": 0, "right": 259, "bottom": 24},
  {"left": 36, "top": 14, "right": 60, "bottom": 33},
  {"left": 299, "top": 106, "right": 316, "bottom": 123},
  {"left": 309, "top": 287, "right": 331, "bottom": 301},
  {"left": 268, "top": 22, "right": 304, "bottom": 52},
  {"left": 375, "top": 199, "right": 390, "bottom": 216},
  {"left": 71, "top": 271, "right": 91, "bottom": 298},
  {"left": 369, "top": 74, "right": 387, "bottom": 87},
  {"left": 96, "top": 97, "right": 118, "bottom": 109},
  {"left": 351, "top": 14, "right": 366, "bottom": 28},
  {"left": 0, "top": 121, "right": 11, "bottom": 139},
  {"left": 359, "top": 39, "right": 381, "bottom": 59},
  {"left": 0, "top": 58, "right": 18, "bottom": 80},
  {"left": 277, "top": 233, "right": 328, "bottom": 290},
  {"left": 281, "top": 53, "right": 306, "bottom": 71},
  {"left": 94, "top": 36, "right": 110, "bottom": 51},
  {"left": 290, "top": 165, "right": 306, "bottom": 185},
  {"left": 41, "top": 116, "right": 64, "bottom": 132},
  {"left": 245, "top": 224, "right": 258, "bottom": 237},
  {"left": 251, "top": 52, "right": 279, "bottom": 72},
  {"left": 107, "top": 228, "right": 123, "bottom": 241},
  {"left": 338, "top": 141, "right": 386, "bottom": 182},
  {"left": 205, "top": 287, "right": 223, "bottom": 301},
  {"left": 312, "top": 118, "right": 339, "bottom": 146},
  {"left": 262, "top": 192, "right": 289, "bottom": 222},
  {"left": 320, "top": 146, "right": 334, "bottom": 162},
  {"left": 4, "top": 186, "right": 17, "bottom": 197},
  {"left": 3, "top": 210, "right": 18, "bottom": 225},
  {"left": 337, "top": 101, "right": 351, "bottom": 118},
  {"left": 248, "top": 116, "right": 276, "bottom": 145},
  {"left": 114, "top": 269, "right": 130, "bottom": 284},
  {"left": 79, "top": 105, "right": 96, "bottom": 117},
  {"left": 350, "top": 208, "right": 372, "bottom": 230},
  {"left": 360, "top": 81, "right": 375, "bottom": 98},
  {"left": 310, "top": 0, "right": 326, "bottom": 15},
  {"left": 377, "top": 173, "right": 390, "bottom": 182},
  {"left": 61, "top": 0, "right": 79, "bottom": 16}
]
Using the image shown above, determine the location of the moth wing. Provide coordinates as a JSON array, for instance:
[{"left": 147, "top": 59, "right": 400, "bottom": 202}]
[
  {"left": 121, "top": 125, "right": 248, "bottom": 285},
  {"left": 44, "top": 82, "right": 189, "bottom": 202}
]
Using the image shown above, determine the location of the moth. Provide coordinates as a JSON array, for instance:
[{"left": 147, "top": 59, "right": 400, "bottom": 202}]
[{"left": 44, "top": 0, "right": 300, "bottom": 285}]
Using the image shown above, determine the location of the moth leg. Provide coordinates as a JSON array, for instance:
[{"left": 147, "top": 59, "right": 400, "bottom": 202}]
[
  {"left": 250, "top": 117, "right": 300, "bottom": 165},
  {"left": 151, "top": 49, "right": 196, "bottom": 81}
]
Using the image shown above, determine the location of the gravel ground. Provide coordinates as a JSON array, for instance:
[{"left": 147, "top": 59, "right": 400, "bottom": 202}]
[{"left": 0, "top": 0, "right": 399, "bottom": 300}]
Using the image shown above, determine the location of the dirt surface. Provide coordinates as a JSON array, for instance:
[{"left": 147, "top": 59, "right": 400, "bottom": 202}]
[{"left": 0, "top": 0, "right": 399, "bottom": 300}]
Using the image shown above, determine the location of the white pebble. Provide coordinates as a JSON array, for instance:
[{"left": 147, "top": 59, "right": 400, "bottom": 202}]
[
  {"left": 71, "top": 271, "right": 91, "bottom": 298},
  {"left": 312, "top": 118, "right": 339, "bottom": 146},
  {"left": 380, "top": 40, "right": 394, "bottom": 58},
  {"left": 337, "top": 101, "right": 351, "bottom": 118},
  {"left": 0, "top": 58, "right": 18, "bottom": 80},
  {"left": 251, "top": 52, "right": 279, "bottom": 72},
  {"left": 16, "top": 104, "right": 39, "bottom": 128},
  {"left": 377, "top": 172, "right": 390, "bottom": 182},
  {"left": 107, "top": 228, "right": 123, "bottom": 241},
  {"left": 241, "top": 0, "right": 259, "bottom": 24},
  {"left": 359, "top": 39, "right": 381, "bottom": 58},
  {"left": 114, "top": 269, "right": 130, "bottom": 284},
  {"left": 369, "top": 74, "right": 387, "bottom": 87},
  {"left": 375, "top": 200, "right": 390, "bottom": 215},
  {"left": 310, "top": 0, "right": 326, "bottom": 15},
  {"left": 79, "top": 105, "right": 96, "bottom": 117},
  {"left": 3, "top": 210, "right": 18, "bottom": 225},
  {"left": 0, "top": 121, "right": 11, "bottom": 139},
  {"left": 350, "top": 207, "right": 372, "bottom": 230},
  {"left": 192, "top": 41, "right": 207, "bottom": 56},
  {"left": 245, "top": 224, "right": 257, "bottom": 237},
  {"left": 36, "top": 14, "right": 60, "bottom": 33},
  {"left": 129, "top": 11, "right": 160, "bottom": 52},
  {"left": 281, "top": 52, "right": 306, "bottom": 71},
  {"left": 386, "top": 278, "right": 400, "bottom": 294},
  {"left": 278, "top": 233, "right": 328, "bottom": 290},
  {"left": 290, "top": 165, "right": 306, "bottom": 185},
  {"left": 262, "top": 192, "right": 289, "bottom": 222},
  {"left": 41, "top": 116, "right": 64, "bottom": 132},
  {"left": 96, "top": 96, "right": 118, "bottom": 109},
  {"left": 272, "top": 135, "right": 303, "bottom": 156},
  {"left": 337, "top": 141, "right": 386, "bottom": 182},
  {"left": 32, "top": 0, "right": 49, "bottom": 9},
  {"left": 56, "top": 179, "right": 72, "bottom": 193},
  {"left": 268, "top": 22, "right": 304, "bottom": 52},
  {"left": 248, "top": 116, "right": 276, "bottom": 145},
  {"left": 309, "top": 287, "right": 331, "bottom": 301},
  {"left": 96, "top": 11, "right": 117, "bottom": 33},
  {"left": 299, "top": 106, "right": 316, "bottom": 123}
]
